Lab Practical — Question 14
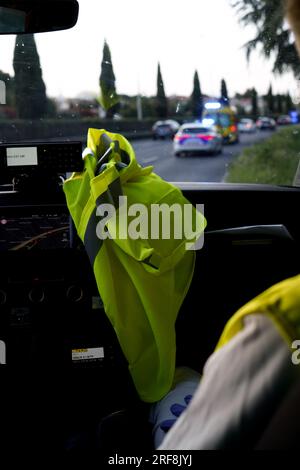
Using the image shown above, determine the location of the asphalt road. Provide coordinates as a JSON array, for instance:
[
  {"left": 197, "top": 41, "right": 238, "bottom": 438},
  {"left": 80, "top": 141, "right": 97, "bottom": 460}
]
[{"left": 131, "top": 131, "right": 275, "bottom": 183}]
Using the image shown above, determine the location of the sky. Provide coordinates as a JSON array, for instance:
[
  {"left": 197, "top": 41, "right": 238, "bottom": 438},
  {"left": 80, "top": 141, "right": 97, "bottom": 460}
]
[{"left": 0, "top": 0, "right": 299, "bottom": 100}]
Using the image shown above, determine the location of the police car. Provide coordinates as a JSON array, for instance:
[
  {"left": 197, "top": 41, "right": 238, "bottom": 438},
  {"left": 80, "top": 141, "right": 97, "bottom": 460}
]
[{"left": 173, "top": 122, "right": 223, "bottom": 157}]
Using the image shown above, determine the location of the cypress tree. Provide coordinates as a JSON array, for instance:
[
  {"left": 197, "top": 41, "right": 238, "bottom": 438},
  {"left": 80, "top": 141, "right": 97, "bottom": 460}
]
[
  {"left": 99, "top": 40, "right": 119, "bottom": 118},
  {"left": 285, "top": 92, "right": 293, "bottom": 112},
  {"left": 13, "top": 34, "right": 47, "bottom": 119},
  {"left": 276, "top": 94, "right": 283, "bottom": 114},
  {"left": 221, "top": 78, "right": 230, "bottom": 106},
  {"left": 156, "top": 63, "right": 168, "bottom": 118},
  {"left": 190, "top": 71, "right": 203, "bottom": 119},
  {"left": 266, "top": 84, "right": 275, "bottom": 114},
  {"left": 251, "top": 87, "right": 258, "bottom": 118}
]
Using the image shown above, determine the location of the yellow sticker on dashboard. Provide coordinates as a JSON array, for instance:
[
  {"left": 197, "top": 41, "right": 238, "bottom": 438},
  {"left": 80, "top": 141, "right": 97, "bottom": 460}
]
[{"left": 72, "top": 347, "right": 104, "bottom": 362}]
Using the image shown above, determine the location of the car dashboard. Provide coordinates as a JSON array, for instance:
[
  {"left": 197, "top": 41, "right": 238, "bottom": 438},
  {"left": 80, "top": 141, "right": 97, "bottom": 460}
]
[{"left": 1, "top": 174, "right": 300, "bottom": 451}]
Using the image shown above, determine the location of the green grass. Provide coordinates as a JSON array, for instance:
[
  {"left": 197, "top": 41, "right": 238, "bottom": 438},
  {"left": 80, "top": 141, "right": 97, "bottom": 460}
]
[{"left": 226, "top": 126, "right": 300, "bottom": 186}]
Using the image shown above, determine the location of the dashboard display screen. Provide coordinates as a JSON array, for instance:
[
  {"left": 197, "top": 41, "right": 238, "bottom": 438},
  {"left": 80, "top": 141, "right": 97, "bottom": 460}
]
[
  {"left": 6, "top": 147, "right": 38, "bottom": 167},
  {"left": 0, "top": 210, "right": 71, "bottom": 251}
]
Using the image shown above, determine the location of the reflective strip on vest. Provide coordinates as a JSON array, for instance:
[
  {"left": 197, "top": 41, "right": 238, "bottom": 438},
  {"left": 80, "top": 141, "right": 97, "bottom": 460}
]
[{"left": 85, "top": 177, "right": 123, "bottom": 266}]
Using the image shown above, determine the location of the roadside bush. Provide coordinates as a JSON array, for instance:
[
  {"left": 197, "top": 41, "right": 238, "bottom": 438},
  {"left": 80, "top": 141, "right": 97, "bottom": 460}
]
[{"left": 226, "top": 126, "right": 300, "bottom": 186}]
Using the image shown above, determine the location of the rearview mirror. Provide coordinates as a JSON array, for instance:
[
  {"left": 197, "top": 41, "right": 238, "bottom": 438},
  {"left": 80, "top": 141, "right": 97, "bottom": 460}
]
[{"left": 0, "top": 0, "right": 79, "bottom": 34}]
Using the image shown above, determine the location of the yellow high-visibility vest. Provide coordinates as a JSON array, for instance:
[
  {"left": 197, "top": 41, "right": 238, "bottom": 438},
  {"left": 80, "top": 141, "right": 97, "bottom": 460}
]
[
  {"left": 217, "top": 274, "right": 300, "bottom": 351},
  {"left": 63, "top": 128, "right": 206, "bottom": 402}
]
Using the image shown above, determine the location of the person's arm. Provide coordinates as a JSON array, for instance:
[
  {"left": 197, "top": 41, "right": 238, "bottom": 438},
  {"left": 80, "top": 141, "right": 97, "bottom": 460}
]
[{"left": 159, "top": 315, "right": 299, "bottom": 450}]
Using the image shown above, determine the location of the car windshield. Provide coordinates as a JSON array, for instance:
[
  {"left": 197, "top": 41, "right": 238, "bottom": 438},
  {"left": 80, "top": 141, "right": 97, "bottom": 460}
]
[
  {"left": 182, "top": 128, "right": 209, "bottom": 134},
  {"left": 219, "top": 114, "right": 231, "bottom": 127},
  {"left": 0, "top": 0, "right": 299, "bottom": 187},
  {"left": 203, "top": 113, "right": 231, "bottom": 127}
]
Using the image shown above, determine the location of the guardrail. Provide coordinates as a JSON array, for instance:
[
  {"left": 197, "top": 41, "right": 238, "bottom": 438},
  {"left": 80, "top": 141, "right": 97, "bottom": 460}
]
[{"left": 0, "top": 118, "right": 155, "bottom": 143}]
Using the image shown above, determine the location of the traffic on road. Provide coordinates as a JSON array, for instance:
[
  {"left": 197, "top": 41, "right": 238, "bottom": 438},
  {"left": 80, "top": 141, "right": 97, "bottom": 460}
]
[{"left": 132, "top": 128, "right": 276, "bottom": 182}]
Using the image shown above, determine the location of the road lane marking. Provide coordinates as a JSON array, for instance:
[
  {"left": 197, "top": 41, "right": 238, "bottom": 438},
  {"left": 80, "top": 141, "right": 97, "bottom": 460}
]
[{"left": 141, "top": 156, "right": 159, "bottom": 164}]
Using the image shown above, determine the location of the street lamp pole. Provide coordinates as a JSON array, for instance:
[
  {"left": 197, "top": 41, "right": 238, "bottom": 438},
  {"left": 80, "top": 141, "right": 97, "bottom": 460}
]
[{"left": 137, "top": 74, "right": 143, "bottom": 121}]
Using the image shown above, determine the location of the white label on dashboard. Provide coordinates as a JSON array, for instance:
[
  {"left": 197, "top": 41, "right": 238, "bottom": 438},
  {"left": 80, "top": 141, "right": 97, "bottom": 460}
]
[
  {"left": 0, "top": 340, "right": 6, "bottom": 365},
  {"left": 72, "top": 347, "right": 104, "bottom": 362},
  {"left": 294, "top": 159, "right": 300, "bottom": 187},
  {"left": 6, "top": 147, "right": 38, "bottom": 167}
]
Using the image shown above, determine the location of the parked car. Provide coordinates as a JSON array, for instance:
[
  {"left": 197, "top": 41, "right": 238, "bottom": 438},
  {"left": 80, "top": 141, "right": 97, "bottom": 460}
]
[
  {"left": 256, "top": 117, "right": 277, "bottom": 130},
  {"left": 173, "top": 122, "right": 223, "bottom": 156},
  {"left": 152, "top": 120, "right": 180, "bottom": 139},
  {"left": 277, "top": 115, "right": 292, "bottom": 125},
  {"left": 238, "top": 118, "right": 256, "bottom": 133}
]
